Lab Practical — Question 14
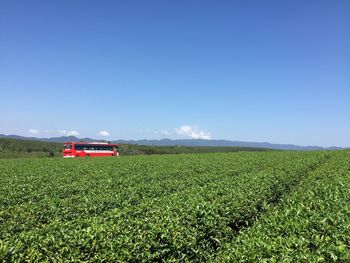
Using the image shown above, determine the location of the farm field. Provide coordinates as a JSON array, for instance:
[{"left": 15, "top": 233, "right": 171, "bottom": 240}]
[{"left": 0, "top": 151, "right": 349, "bottom": 261}]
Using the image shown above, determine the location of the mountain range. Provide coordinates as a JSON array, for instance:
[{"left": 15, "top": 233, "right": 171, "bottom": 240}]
[{"left": 0, "top": 134, "right": 345, "bottom": 151}]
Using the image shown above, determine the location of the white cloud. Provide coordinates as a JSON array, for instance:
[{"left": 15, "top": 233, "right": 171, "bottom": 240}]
[
  {"left": 160, "top": 130, "right": 171, "bottom": 136},
  {"left": 154, "top": 130, "right": 171, "bottom": 136},
  {"left": 58, "top": 130, "right": 80, "bottom": 136},
  {"left": 99, "top": 130, "right": 110, "bottom": 136},
  {"left": 28, "top": 129, "right": 39, "bottom": 135},
  {"left": 175, "top": 125, "right": 211, "bottom": 140}
]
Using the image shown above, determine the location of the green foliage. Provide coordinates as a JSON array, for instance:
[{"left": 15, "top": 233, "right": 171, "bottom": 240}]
[
  {"left": 216, "top": 151, "right": 350, "bottom": 262},
  {"left": 120, "top": 144, "right": 274, "bottom": 155},
  {"left": 0, "top": 151, "right": 348, "bottom": 261},
  {"left": 0, "top": 138, "right": 62, "bottom": 158}
]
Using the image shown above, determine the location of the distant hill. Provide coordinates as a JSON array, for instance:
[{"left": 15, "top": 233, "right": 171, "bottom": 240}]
[
  {"left": 0, "top": 134, "right": 345, "bottom": 151},
  {"left": 113, "top": 138, "right": 344, "bottom": 151}
]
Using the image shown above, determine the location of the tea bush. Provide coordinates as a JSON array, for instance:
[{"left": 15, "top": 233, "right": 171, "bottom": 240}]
[{"left": 1, "top": 151, "right": 347, "bottom": 261}]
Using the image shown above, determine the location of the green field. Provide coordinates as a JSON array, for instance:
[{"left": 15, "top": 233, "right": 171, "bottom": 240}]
[{"left": 1, "top": 151, "right": 349, "bottom": 261}]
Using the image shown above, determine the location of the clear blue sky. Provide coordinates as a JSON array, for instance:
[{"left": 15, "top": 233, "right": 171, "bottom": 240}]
[{"left": 1, "top": 0, "right": 349, "bottom": 147}]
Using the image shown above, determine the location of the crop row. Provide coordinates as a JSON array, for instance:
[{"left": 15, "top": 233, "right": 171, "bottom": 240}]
[
  {"left": 216, "top": 151, "right": 350, "bottom": 262},
  {"left": 0, "top": 152, "right": 312, "bottom": 234},
  {"left": 0, "top": 151, "right": 331, "bottom": 261}
]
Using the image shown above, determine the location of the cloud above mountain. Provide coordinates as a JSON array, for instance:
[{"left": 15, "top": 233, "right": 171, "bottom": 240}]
[
  {"left": 99, "top": 131, "right": 110, "bottom": 136},
  {"left": 58, "top": 130, "right": 80, "bottom": 136},
  {"left": 28, "top": 129, "right": 39, "bottom": 135},
  {"left": 175, "top": 125, "right": 211, "bottom": 140}
]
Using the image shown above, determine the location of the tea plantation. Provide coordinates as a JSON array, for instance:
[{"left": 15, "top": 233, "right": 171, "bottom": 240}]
[{"left": 0, "top": 151, "right": 349, "bottom": 261}]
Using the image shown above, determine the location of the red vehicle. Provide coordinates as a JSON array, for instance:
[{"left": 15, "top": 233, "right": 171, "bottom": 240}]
[{"left": 62, "top": 142, "right": 119, "bottom": 158}]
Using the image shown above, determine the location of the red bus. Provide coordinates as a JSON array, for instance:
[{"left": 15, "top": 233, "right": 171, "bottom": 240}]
[{"left": 62, "top": 142, "right": 119, "bottom": 158}]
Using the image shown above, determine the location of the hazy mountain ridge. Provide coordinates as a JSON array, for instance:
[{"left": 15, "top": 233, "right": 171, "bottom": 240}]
[{"left": 0, "top": 134, "right": 345, "bottom": 151}]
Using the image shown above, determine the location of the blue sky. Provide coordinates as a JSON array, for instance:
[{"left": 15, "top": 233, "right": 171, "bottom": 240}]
[{"left": 1, "top": 0, "right": 349, "bottom": 147}]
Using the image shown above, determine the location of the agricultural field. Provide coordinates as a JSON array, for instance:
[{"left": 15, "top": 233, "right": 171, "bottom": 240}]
[{"left": 0, "top": 150, "right": 349, "bottom": 261}]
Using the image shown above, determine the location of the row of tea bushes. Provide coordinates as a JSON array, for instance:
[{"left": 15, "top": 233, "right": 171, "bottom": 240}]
[{"left": 217, "top": 151, "right": 350, "bottom": 262}]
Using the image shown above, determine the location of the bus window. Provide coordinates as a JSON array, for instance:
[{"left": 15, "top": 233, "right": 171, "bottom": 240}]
[
  {"left": 64, "top": 144, "right": 72, "bottom": 150},
  {"left": 75, "top": 145, "right": 83, "bottom": 151}
]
